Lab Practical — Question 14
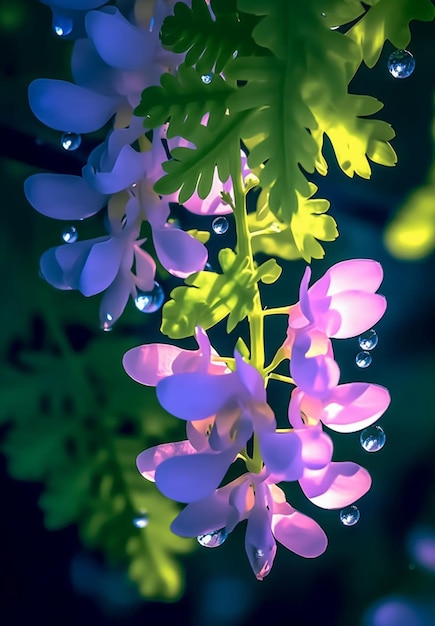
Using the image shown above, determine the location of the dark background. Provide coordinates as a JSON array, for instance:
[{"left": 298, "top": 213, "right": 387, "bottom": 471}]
[{"left": 1, "top": 2, "right": 435, "bottom": 625}]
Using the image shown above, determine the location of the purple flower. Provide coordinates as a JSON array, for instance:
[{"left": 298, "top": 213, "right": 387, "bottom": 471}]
[
  {"left": 284, "top": 259, "right": 387, "bottom": 397},
  {"left": 169, "top": 470, "right": 328, "bottom": 580},
  {"left": 39, "top": 202, "right": 156, "bottom": 328}
]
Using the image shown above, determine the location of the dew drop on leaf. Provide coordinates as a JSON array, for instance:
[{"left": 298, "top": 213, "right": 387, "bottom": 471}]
[{"left": 201, "top": 73, "right": 213, "bottom": 84}]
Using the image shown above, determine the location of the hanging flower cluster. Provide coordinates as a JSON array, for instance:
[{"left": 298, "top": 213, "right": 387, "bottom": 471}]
[
  {"left": 24, "top": 0, "right": 233, "bottom": 329},
  {"left": 124, "top": 260, "right": 390, "bottom": 579},
  {"left": 26, "top": 0, "right": 435, "bottom": 588}
]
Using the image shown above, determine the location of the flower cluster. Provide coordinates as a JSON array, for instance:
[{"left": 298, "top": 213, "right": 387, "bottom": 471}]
[
  {"left": 124, "top": 260, "right": 390, "bottom": 579},
  {"left": 26, "top": 0, "right": 395, "bottom": 586},
  {"left": 25, "top": 0, "right": 240, "bottom": 329}
]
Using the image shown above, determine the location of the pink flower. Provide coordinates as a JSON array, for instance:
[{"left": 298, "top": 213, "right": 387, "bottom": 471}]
[
  {"left": 123, "top": 327, "right": 228, "bottom": 387},
  {"left": 288, "top": 382, "right": 391, "bottom": 434},
  {"left": 285, "top": 259, "right": 387, "bottom": 397}
]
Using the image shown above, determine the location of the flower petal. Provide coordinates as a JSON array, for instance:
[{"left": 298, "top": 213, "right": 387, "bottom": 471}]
[
  {"left": 156, "top": 371, "right": 240, "bottom": 421},
  {"left": 86, "top": 7, "right": 150, "bottom": 71},
  {"left": 309, "top": 259, "right": 384, "bottom": 300},
  {"left": 317, "top": 383, "right": 391, "bottom": 433},
  {"left": 123, "top": 343, "right": 200, "bottom": 386},
  {"left": 24, "top": 174, "right": 107, "bottom": 220},
  {"left": 327, "top": 292, "right": 387, "bottom": 339},
  {"left": 259, "top": 431, "right": 304, "bottom": 481},
  {"left": 271, "top": 500, "right": 328, "bottom": 558},
  {"left": 28, "top": 79, "right": 120, "bottom": 133},
  {"left": 78, "top": 236, "right": 126, "bottom": 296},
  {"left": 300, "top": 461, "right": 372, "bottom": 509},
  {"left": 152, "top": 226, "right": 208, "bottom": 278},
  {"left": 245, "top": 506, "right": 276, "bottom": 581},
  {"left": 155, "top": 449, "right": 236, "bottom": 502},
  {"left": 171, "top": 491, "right": 232, "bottom": 537},
  {"left": 136, "top": 440, "right": 196, "bottom": 481}
]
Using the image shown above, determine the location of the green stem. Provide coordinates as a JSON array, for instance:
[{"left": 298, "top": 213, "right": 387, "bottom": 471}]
[
  {"left": 268, "top": 373, "right": 295, "bottom": 385},
  {"left": 229, "top": 146, "right": 264, "bottom": 372}
]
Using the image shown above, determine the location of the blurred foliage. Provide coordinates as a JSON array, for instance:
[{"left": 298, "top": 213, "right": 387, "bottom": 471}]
[
  {"left": 384, "top": 93, "right": 435, "bottom": 260},
  {"left": 0, "top": 303, "right": 194, "bottom": 599}
]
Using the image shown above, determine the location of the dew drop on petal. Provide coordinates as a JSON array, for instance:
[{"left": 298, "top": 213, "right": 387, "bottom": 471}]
[
  {"left": 387, "top": 49, "right": 415, "bottom": 79},
  {"left": 52, "top": 13, "right": 73, "bottom": 37},
  {"left": 340, "top": 505, "right": 360, "bottom": 526},
  {"left": 358, "top": 329, "right": 378, "bottom": 351},
  {"left": 133, "top": 511, "right": 149, "bottom": 528},
  {"left": 100, "top": 312, "right": 114, "bottom": 332},
  {"left": 201, "top": 73, "right": 213, "bottom": 84},
  {"left": 134, "top": 281, "right": 165, "bottom": 313},
  {"left": 197, "top": 528, "right": 228, "bottom": 548},
  {"left": 212, "top": 216, "right": 229, "bottom": 235},
  {"left": 61, "top": 132, "right": 82, "bottom": 151},
  {"left": 62, "top": 226, "right": 78, "bottom": 243},
  {"left": 360, "top": 425, "right": 386, "bottom": 452},
  {"left": 356, "top": 351, "right": 372, "bottom": 368}
]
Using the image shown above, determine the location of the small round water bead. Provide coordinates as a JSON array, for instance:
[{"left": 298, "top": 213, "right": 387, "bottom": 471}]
[
  {"left": 358, "top": 329, "right": 378, "bottom": 351},
  {"left": 61, "top": 132, "right": 82, "bottom": 151},
  {"left": 387, "top": 49, "right": 415, "bottom": 79},
  {"left": 133, "top": 511, "right": 149, "bottom": 528},
  {"left": 197, "top": 528, "right": 228, "bottom": 548},
  {"left": 360, "top": 425, "right": 386, "bottom": 452},
  {"left": 62, "top": 226, "right": 78, "bottom": 243},
  {"left": 134, "top": 282, "right": 165, "bottom": 313},
  {"left": 212, "top": 216, "right": 229, "bottom": 235},
  {"left": 201, "top": 73, "right": 213, "bottom": 84},
  {"left": 101, "top": 312, "right": 114, "bottom": 332},
  {"left": 340, "top": 505, "right": 360, "bottom": 526},
  {"left": 355, "top": 351, "right": 372, "bottom": 368},
  {"left": 52, "top": 14, "right": 73, "bottom": 37}
]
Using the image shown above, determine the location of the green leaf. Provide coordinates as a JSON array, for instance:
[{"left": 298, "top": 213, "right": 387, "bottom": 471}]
[
  {"left": 249, "top": 184, "right": 338, "bottom": 262},
  {"left": 154, "top": 113, "right": 248, "bottom": 202},
  {"left": 135, "top": 63, "right": 234, "bottom": 134},
  {"left": 160, "top": 0, "right": 261, "bottom": 74},
  {"left": 161, "top": 248, "right": 259, "bottom": 338},
  {"left": 347, "top": 0, "right": 435, "bottom": 67}
]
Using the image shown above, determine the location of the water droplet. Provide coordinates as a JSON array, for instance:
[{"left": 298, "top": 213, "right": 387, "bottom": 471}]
[
  {"left": 100, "top": 312, "right": 114, "bottom": 332},
  {"left": 387, "top": 49, "right": 415, "bottom": 79},
  {"left": 321, "top": 11, "right": 327, "bottom": 17},
  {"left": 212, "top": 216, "right": 229, "bottom": 235},
  {"left": 232, "top": 50, "right": 239, "bottom": 59},
  {"left": 197, "top": 528, "right": 228, "bottom": 548},
  {"left": 255, "top": 549, "right": 264, "bottom": 558},
  {"left": 358, "top": 329, "right": 378, "bottom": 351},
  {"left": 62, "top": 226, "right": 78, "bottom": 243},
  {"left": 355, "top": 351, "right": 372, "bottom": 368},
  {"left": 134, "top": 281, "right": 165, "bottom": 313},
  {"left": 201, "top": 73, "right": 213, "bottom": 84},
  {"left": 340, "top": 505, "right": 360, "bottom": 526},
  {"left": 133, "top": 511, "right": 149, "bottom": 528},
  {"left": 52, "top": 13, "right": 73, "bottom": 37},
  {"left": 61, "top": 132, "right": 82, "bottom": 151},
  {"left": 360, "top": 425, "right": 386, "bottom": 452}
]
